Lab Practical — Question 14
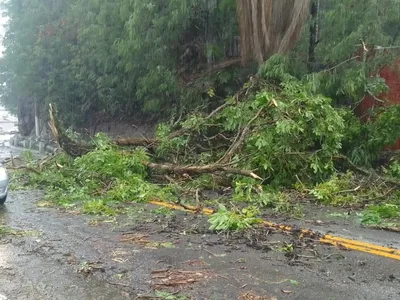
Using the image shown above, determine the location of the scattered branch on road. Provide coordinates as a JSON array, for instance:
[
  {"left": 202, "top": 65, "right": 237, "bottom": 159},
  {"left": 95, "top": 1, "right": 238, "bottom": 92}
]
[
  {"left": 151, "top": 268, "right": 212, "bottom": 289},
  {"left": 105, "top": 279, "right": 133, "bottom": 289}
]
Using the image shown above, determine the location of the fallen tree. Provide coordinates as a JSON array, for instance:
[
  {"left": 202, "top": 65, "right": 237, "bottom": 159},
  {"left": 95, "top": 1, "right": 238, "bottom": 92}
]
[
  {"left": 11, "top": 63, "right": 400, "bottom": 232},
  {"left": 48, "top": 71, "right": 348, "bottom": 187},
  {"left": 48, "top": 102, "right": 264, "bottom": 181},
  {"left": 44, "top": 54, "right": 400, "bottom": 194}
]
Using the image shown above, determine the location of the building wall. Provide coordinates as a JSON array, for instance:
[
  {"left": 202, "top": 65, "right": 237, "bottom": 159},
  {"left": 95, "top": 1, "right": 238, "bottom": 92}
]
[{"left": 355, "top": 58, "right": 400, "bottom": 150}]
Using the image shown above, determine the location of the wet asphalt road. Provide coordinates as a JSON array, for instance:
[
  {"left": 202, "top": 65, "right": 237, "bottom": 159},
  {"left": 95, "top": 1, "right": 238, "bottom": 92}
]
[
  {"left": 1, "top": 190, "right": 400, "bottom": 300},
  {"left": 0, "top": 211, "right": 130, "bottom": 299}
]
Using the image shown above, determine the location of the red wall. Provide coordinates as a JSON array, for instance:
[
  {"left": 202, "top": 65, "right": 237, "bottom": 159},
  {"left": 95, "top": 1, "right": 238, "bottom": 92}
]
[{"left": 355, "top": 58, "right": 400, "bottom": 150}]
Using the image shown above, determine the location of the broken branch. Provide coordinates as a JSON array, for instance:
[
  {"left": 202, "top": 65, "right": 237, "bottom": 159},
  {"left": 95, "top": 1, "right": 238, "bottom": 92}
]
[
  {"left": 145, "top": 162, "right": 262, "bottom": 180},
  {"left": 218, "top": 107, "right": 264, "bottom": 164},
  {"left": 7, "top": 166, "right": 40, "bottom": 174}
]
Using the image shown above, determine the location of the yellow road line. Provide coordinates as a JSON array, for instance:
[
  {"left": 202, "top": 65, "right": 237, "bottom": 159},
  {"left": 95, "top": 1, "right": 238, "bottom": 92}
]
[
  {"left": 319, "top": 237, "right": 400, "bottom": 261},
  {"left": 148, "top": 200, "right": 400, "bottom": 261},
  {"left": 261, "top": 220, "right": 400, "bottom": 259},
  {"left": 323, "top": 234, "right": 400, "bottom": 254}
]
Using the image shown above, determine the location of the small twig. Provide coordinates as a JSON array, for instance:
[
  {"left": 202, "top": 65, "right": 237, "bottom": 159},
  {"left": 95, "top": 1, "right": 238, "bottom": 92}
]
[
  {"left": 120, "top": 231, "right": 144, "bottom": 236},
  {"left": 105, "top": 279, "right": 132, "bottom": 288},
  {"left": 217, "top": 274, "right": 230, "bottom": 280},
  {"left": 206, "top": 102, "right": 230, "bottom": 120},
  {"left": 135, "top": 296, "right": 162, "bottom": 300},
  {"left": 264, "top": 279, "right": 290, "bottom": 284},
  {"left": 152, "top": 268, "right": 171, "bottom": 274},
  {"left": 366, "top": 88, "right": 385, "bottom": 103},
  {"left": 172, "top": 109, "right": 184, "bottom": 127},
  {"left": 201, "top": 246, "right": 216, "bottom": 257},
  {"left": 203, "top": 133, "right": 233, "bottom": 142},
  {"left": 164, "top": 175, "right": 176, "bottom": 183},
  {"left": 323, "top": 253, "right": 345, "bottom": 260},
  {"left": 336, "top": 186, "right": 361, "bottom": 194},
  {"left": 319, "top": 56, "right": 361, "bottom": 73},
  {"left": 296, "top": 254, "right": 319, "bottom": 259}
]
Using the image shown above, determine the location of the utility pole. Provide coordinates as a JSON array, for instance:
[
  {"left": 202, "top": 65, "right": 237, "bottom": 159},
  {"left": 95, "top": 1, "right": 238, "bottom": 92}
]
[
  {"left": 34, "top": 99, "right": 40, "bottom": 137},
  {"left": 308, "top": 0, "right": 320, "bottom": 72}
]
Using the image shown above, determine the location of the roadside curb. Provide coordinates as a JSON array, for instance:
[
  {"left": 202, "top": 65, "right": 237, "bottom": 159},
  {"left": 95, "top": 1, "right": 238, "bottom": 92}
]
[{"left": 9, "top": 134, "right": 57, "bottom": 153}]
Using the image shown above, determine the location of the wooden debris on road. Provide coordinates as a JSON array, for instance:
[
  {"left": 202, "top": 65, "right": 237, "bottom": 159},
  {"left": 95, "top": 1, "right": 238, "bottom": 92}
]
[
  {"left": 151, "top": 268, "right": 212, "bottom": 289},
  {"left": 238, "top": 291, "right": 277, "bottom": 300}
]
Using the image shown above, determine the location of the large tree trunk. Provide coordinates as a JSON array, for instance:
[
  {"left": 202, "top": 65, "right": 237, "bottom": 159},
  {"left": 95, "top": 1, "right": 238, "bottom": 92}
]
[
  {"left": 17, "top": 97, "right": 35, "bottom": 136},
  {"left": 237, "top": 0, "right": 311, "bottom": 66}
]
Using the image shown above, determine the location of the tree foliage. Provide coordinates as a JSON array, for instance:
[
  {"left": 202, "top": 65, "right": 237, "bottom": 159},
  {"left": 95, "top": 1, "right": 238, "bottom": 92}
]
[
  {"left": 0, "top": 0, "right": 241, "bottom": 125},
  {"left": 1, "top": 0, "right": 399, "bottom": 128},
  {"left": 289, "top": 0, "right": 400, "bottom": 103}
]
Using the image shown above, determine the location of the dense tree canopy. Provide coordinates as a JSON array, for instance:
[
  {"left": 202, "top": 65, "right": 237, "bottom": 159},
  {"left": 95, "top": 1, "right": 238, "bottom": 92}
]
[
  {"left": 0, "top": 0, "right": 399, "bottom": 129},
  {"left": 0, "top": 0, "right": 240, "bottom": 126}
]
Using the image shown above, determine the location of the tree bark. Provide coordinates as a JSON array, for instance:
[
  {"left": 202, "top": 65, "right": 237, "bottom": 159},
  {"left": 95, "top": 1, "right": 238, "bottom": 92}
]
[{"left": 237, "top": 0, "right": 311, "bottom": 66}]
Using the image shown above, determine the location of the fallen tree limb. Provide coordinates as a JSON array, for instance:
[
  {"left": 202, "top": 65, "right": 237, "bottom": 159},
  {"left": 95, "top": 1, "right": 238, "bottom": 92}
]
[
  {"left": 186, "top": 58, "right": 242, "bottom": 81},
  {"left": 113, "top": 79, "right": 262, "bottom": 148},
  {"left": 114, "top": 102, "right": 230, "bottom": 147},
  {"left": 7, "top": 166, "right": 40, "bottom": 174},
  {"left": 145, "top": 162, "right": 262, "bottom": 180},
  {"left": 115, "top": 137, "right": 158, "bottom": 147},
  {"left": 49, "top": 104, "right": 94, "bottom": 157}
]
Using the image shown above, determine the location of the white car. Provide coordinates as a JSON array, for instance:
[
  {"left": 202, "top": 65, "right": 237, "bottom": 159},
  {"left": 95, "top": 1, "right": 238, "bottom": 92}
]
[{"left": 0, "top": 164, "right": 9, "bottom": 204}]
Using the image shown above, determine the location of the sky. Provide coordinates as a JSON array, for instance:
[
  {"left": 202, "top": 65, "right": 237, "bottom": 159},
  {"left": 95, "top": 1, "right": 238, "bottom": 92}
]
[{"left": 0, "top": 1, "right": 7, "bottom": 56}]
